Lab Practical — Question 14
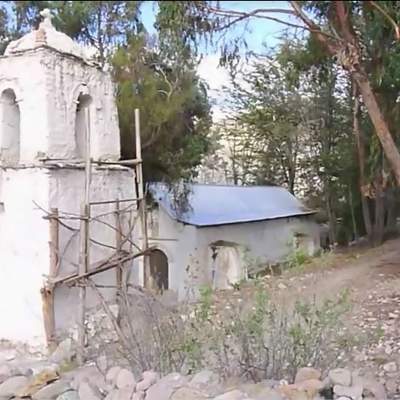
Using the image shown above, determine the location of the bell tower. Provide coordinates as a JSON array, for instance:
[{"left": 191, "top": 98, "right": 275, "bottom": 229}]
[{"left": 0, "top": 10, "right": 135, "bottom": 344}]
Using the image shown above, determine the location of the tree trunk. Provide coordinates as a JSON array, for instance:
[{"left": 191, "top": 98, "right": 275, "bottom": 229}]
[
  {"left": 385, "top": 187, "right": 397, "bottom": 234},
  {"left": 373, "top": 174, "right": 385, "bottom": 245},
  {"left": 352, "top": 86, "right": 373, "bottom": 240},
  {"left": 325, "top": 187, "right": 337, "bottom": 246},
  {"left": 290, "top": 1, "right": 400, "bottom": 186},
  {"left": 353, "top": 70, "right": 400, "bottom": 186},
  {"left": 348, "top": 186, "right": 358, "bottom": 241}
]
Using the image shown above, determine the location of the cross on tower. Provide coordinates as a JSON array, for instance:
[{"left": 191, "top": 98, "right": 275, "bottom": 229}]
[{"left": 39, "top": 8, "right": 54, "bottom": 29}]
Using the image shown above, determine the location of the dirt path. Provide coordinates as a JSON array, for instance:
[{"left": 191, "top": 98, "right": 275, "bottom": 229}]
[{"left": 213, "top": 238, "right": 400, "bottom": 396}]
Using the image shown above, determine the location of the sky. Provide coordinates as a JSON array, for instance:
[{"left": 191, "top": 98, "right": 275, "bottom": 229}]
[{"left": 140, "top": 1, "right": 296, "bottom": 120}]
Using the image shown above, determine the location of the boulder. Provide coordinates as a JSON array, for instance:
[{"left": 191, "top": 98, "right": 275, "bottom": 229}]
[
  {"left": 110, "top": 385, "right": 136, "bottom": 400},
  {"left": 78, "top": 380, "right": 102, "bottom": 400},
  {"left": 145, "top": 373, "right": 188, "bottom": 400},
  {"left": 0, "top": 364, "right": 12, "bottom": 384},
  {"left": 279, "top": 379, "right": 324, "bottom": 400},
  {"left": 32, "top": 380, "right": 72, "bottom": 399},
  {"left": 106, "top": 367, "right": 122, "bottom": 387},
  {"left": 189, "top": 370, "right": 221, "bottom": 396},
  {"left": 383, "top": 362, "right": 397, "bottom": 373},
  {"left": 132, "top": 391, "right": 145, "bottom": 400},
  {"left": 136, "top": 371, "right": 158, "bottom": 392},
  {"left": 334, "top": 383, "right": 363, "bottom": 400},
  {"left": 328, "top": 368, "right": 352, "bottom": 387},
  {"left": 213, "top": 390, "right": 247, "bottom": 400},
  {"left": 170, "top": 386, "right": 209, "bottom": 400},
  {"left": 70, "top": 366, "right": 107, "bottom": 392},
  {"left": 56, "top": 390, "right": 80, "bottom": 400},
  {"left": 116, "top": 369, "right": 136, "bottom": 390},
  {"left": 17, "top": 368, "right": 59, "bottom": 397},
  {"left": 238, "top": 382, "right": 283, "bottom": 400},
  {"left": 0, "top": 376, "right": 29, "bottom": 398},
  {"left": 49, "top": 339, "right": 75, "bottom": 365},
  {"left": 294, "top": 367, "right": 321, "bottom": 384},
  {"left": 362, "top": 378, "right": 387, "bottom": 400}
]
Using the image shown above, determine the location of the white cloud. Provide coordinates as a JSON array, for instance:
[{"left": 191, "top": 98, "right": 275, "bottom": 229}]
[{"left": 197, "top": 55, "right": 231, "bottom": 122}]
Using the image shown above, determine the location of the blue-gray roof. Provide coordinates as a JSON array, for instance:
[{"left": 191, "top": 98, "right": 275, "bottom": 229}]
[{"left": 149, "top": 183, "right": 315, "bottom": 227}]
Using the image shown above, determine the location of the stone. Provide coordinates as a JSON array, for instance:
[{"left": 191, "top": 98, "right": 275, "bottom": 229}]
[
  {"left": 132, "top": 391, "right": 145, "bottom": 400},
  {"left": 328, "top": 368, "right": 352, "bottom": 386},
  {"left": 189, "top": 370, "right": 220, "bottom": 395},
  {"left": 56, "top": 390, "right": 80, "bottom": 400},
  {"left": 383, "top": 361, "right": 397, "bottom": 373},
  {"left": 294, "top": 367, "right": 321, "bottom": 384},
  {"left": 0, "top": 375, "right": 29, "bottom": 398},
  {"left": 49, "top": 339, "right": 75, "bottom": 365},
  {"left": 106, "top": 366, "right": 122, "bottom": 387},
  {"left": 70, "top": 366, "right": 107, "bottom": 392},
  {"left": 213, "top": 390, "right": 247, "bottom": 400},
  {"left": 385, "top": 378, "right": 398, "bottom": 394},
  {"left": 116, "top": 369, "right": 136, "bottom": 390},
  {"left": 278, "top": 283, "right": 287, "bottom": 290},
  {"left": 32, "top": 380, "right": 72, "bottom": 399},
  {"left": 110, "top": 385, "right": 136, "bottom": 400},
  {"left": 359, "top": 376, "right": 387, "bottom": 400},
  {"left": 334, "top": 383, "right": 363, "bottom": 400},
  {"left": 17, "top": 368, "right": 59, "bottom": 397},
  {"left": 170, "top": 386, "right": 209, "bottom": 400},
  {"left": 136, "top": 370, "right": 158, "bottom": 392},
  {"left": 239, "top": 382, "right": 283, "bottom": 400},
  {"left": 145, "top": 373, "right": 188, "bottom": 400},
  {"left": 78, "top": 380, "right": 102, "bottom": 400},
  {"left": 0, "top": 364, "right": 12, "bottom": 384},
  {"left": 279, "top": 379, "right": 324, "bottom": 400}
]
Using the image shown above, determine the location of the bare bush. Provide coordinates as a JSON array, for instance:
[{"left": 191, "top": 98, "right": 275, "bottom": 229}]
[{"left": 89, "top": 282, "right": 355, "bottom": 382}]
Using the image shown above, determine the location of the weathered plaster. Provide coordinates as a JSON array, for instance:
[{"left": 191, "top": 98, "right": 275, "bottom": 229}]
[
  {"left": 0, "top": 15, "right": 136, "bottom": 344},
  {"left": 0, "top": 168, "right": 50, "bottom": 343},
  {"left": 146, "top": 207, "right": 320, "bottom": 301}
]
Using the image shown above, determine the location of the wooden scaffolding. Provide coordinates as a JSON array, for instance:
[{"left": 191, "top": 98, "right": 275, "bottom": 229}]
[{"left": 40, "top": 109, "right": 151, "bottom": 362}]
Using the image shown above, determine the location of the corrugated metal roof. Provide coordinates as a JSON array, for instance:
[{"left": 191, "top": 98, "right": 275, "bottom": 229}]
[{"left": 149, "top": 183, "right": 315, "bottom": 227}]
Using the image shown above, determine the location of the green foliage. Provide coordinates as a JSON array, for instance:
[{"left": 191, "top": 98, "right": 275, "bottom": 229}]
[
  {"left": 1, "top": 1, "right": 212, "bottom": 183},
  {"left": 285, "top": 248, "right": 310, "bottom": 271},
  {"left": 196, "top": 285, "right": 213, "bottom": 321},
  {"left": 112, "top": 35, "right": 211, "bottom": 182}
]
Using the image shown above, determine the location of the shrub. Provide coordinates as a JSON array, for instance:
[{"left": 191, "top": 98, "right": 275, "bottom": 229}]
[{"left": 91, "top": 282, "right": 356, "bottom": 382}]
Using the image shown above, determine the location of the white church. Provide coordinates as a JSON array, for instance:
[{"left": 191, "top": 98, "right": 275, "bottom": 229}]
[{"left": 0, "top": 10, "right": 136, "bottom": 345}]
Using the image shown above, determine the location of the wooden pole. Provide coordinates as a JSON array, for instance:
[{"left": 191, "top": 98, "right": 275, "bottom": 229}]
[
  {"left": 115, "top": 200, "right": 123, "bottom": 292},
  {"left": 115, "top": 200, "right": 123, "bottom": 325},
  {"left": 77, "top": 107, "right": 91, "bottom": 365},
  {"left": 135, "top": 109, "right": 150, "bottom": 289},
  {"left": 42, "top": 208, "right": 59, "bottom": 350}
]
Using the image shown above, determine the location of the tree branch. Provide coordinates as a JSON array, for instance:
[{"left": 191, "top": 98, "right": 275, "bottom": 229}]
[
  {"left": 368, "top": 1, "right": 400, "bottom": 40},
  {"left": 206, "top": 5, "right": 339, "bottom": 41}
]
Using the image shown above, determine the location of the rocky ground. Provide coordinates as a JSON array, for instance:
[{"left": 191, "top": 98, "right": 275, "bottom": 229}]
[
  {"left": 0, "top": 349, "right": 391, "bottom": 399},
  {"left": 1, "top": 238, "right": 400, "bottom": 399}
]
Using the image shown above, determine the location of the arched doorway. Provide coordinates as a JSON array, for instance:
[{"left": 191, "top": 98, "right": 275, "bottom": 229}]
[
  {"left": 210, "top": 241, "right": 244, "bottom": 290},
  {"left": 0, "top": 89, "right": 20, "bottom": 164},
  {"left": 149, "top": 249, "right": 169, "bottom": 293},
  {"left": 74, "top": 93, "right": 92, "bottom": 158}
]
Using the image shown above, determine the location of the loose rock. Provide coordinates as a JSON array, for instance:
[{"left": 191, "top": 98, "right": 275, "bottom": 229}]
[
  {"left": 329, "top": 368, "right": 352, "bottom": 387},
  {"left": 115, "top": 369, "right": 135, "bottom": 390},
  {"left": 0, "top": 375, "right": 29, "bottom": 398},
  {"left": 294, "top": 367, "right": 321, "bottom": 384}
]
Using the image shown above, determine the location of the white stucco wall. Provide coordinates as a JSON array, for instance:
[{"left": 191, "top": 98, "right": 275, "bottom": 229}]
[
  {"left": 147, "top": 208, "right": 320, "bottom": 300},
  {"left": 0, "top": 166, "right": 136, "bottom": 343},
  {"left": 0, "top": 48, "right": 120, "bottom": 164},
  {"left": 0, "top": 168, "right": 50, "bottom": 343},
  {"left": 0, "top": 21, "right": 134, "bottom": 345},
  {"left": 48, "top": 167, "right": 135, "bottom": 333}
]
